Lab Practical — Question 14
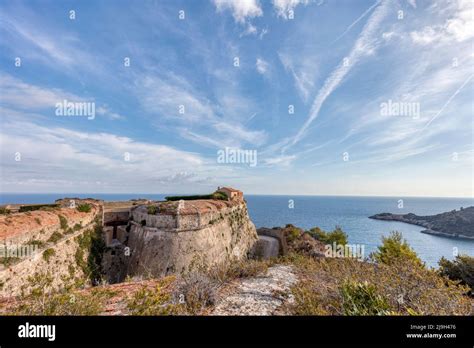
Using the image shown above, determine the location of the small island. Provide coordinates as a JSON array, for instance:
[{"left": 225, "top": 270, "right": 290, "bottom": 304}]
[{"left": 369, "top": 206, "right": 474, "bottom": 240}]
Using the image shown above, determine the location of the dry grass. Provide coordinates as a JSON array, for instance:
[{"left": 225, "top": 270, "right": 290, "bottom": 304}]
[{"left": 286, "top": 255, "right": 471, "bottom": 315}]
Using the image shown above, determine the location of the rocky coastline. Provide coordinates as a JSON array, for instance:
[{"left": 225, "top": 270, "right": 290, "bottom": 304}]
[{"left": 369, "top": 206, "right": 474, "bottom": 240}]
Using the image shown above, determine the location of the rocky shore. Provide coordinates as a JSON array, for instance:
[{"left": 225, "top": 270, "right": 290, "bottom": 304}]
[{"left": 369, "top": 206, "right": 474, "bottom": 240}]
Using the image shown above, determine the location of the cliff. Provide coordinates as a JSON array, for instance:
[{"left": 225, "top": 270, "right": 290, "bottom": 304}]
[
  {"left": 103, "top": 198, "right": 258, "bottom": 282},
  {"left": 0, "top": 200, "right": 102, "bottom": 297},
  {"left": 369, "top": 206, "right": 474, "bottom": 239}
]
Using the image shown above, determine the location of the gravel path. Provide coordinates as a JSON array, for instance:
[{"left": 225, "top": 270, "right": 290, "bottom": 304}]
[{"left": 212, "top": 264, "right": 298, "bottom": 315}]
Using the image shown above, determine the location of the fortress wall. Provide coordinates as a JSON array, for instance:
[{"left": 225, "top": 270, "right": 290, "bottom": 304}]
[
  {"left": 177, "top": 214, "right": 200, "bottom": 230},
  {"left": 0, "top": 217, "right": 100, "bottom": 297},
  {"left": 132, "top": 209, "right": 177, "bottom": 229},
  {"left": 176, "top": 203, "right": 250, "bottom": 231},
  {"left": 103, "top": 210, "right": 129, "bottom": 224},
  {"left": 0, "top": 206, "right": 100, "bottom": 247},
  {"left": 123, "top": 203, "right": 257, "bottom": 279}
]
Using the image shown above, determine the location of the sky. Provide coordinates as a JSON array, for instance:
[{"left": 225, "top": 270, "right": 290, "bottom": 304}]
[{"left": 0, "top": 0, "right": 472, "bottom": 197}]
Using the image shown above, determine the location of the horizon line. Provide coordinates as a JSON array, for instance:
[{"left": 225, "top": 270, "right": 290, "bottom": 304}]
[{"left": 0, "top": 192, "right": 472, "bottom": 200}]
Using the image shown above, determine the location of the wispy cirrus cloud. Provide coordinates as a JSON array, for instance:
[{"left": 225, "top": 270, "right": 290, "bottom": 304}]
[
  {"left": 272, "top": 0, "right": 310, "bottom": 19},
  {"left": 0, "top": 74, "right": 86, "bottom": 110},
  {"left": 332, "top": 0, "right": 381, "bottom": 43},
  {"left": 0, "top": 74, "right": 124, "bottom": 121},
  {"left": 134, "top": 71, "right": 267, "bottom": 148},
  {"left": 286, "top": 0, "right": 390, "bottom": 149},
  {"left": 0, "top": 119, "right": 217, "bottom": 192},
  {"left": 256, "top": 57, "right": 269, "bottom": 75}
]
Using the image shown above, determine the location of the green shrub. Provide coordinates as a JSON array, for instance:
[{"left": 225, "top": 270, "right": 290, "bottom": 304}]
[
  {"left": 165, "top": 191, "right": 228, "bottom": 201},
  {"left": 76, "top": 203, "right": 91, "bottom": 213},
  {"left": 439, "top": 254, "right": 474, "bottom": 295},
  {"left": 1, "top": 256, "right": 20, "bottom": 266},
  {"left": 19, "top": 204, "right": 59, "bottom": 212},
  {"left": 73, "top": 223, "right": 82, "bottom": 231},
  {"left": 308, "top": 226, "right": 348, "bottom": 245},
  {"left": 165, "top": 194, "right": 212, "bottom": 201},
  {"left": 147, "top": 205, "right": 158, "bottom": 215},
  {"left": 176, "top": 273, "right": 217, "bottom": 314},
  {"left": 42, "top": 248, "right": 55, "bottom": 263},
  {"left": 74, "top": 224, "right": 105, "bottom": 284},
  {"left": 14, "top": 281, "right": 105, "bottom": 315},
  {"left": 212, "top": 191, "right": 228, "bottom": 200},
  {"left": 371, "top": 231, "right": 422, "bottom": 266},
  {"left": 340, "top": 280, "right": 391, "bottom": 315},
  {"left": 28, "top": 240, "right": 45, "bottom": 248},
  {"left": 39, "top": 206, "right": 59, "bottom": 212},
  {"left": 0, "top": 207, "right": 11, "bottom": 214},
  {"left": 58, "top": 215, "right": 68, "bottom": 230},
  {"left": 47, "top": 231, "right": 63, "bottom": 243},
  {"left": 127, "top": 277, "right": 181, "bottom": 315},
  {"left": 208, "top": 259, "right": 271, "bottom": 283},
  {"left": 284, "top": 225, "right": 302, "bottom": 243}
]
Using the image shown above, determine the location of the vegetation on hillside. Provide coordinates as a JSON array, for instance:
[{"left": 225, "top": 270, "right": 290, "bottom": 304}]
[
  {"left": 0, "top": 207, "right": 11, "bottom": 215},
  {"left": 76, "top": 203, "right": 92, "bottom": 213},
  {"left": 19, "top": 204, "right": 59, "bottom": 212},
  {"left": 165, "top": 191, "right": 228, "bottom": 201},
  {"left": 286, "top": 231, "right": 471, "bottom": 315},
  {"left": 439, "top": 254, "right": 474, "bottom": 296},
  {"left": 308, "top": 226, "right": 348, "bottom": 245},
  {"left": 2, "top": 223, "right": 471, "bottom": 316}
]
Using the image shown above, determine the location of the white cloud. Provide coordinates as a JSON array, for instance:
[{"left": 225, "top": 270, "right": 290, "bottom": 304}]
[
  {"left": 135, "top": 71, "right": 267, "bottom": 148},
  {"left": 213, "top": 0, "right": 263, "bottom": 23},
  {"left": 136, "top": 73, "right": 214, "bottom": 124},
  {"left": 241, "top": 22, "right": 258, "bottom": 36},
  {"left": 259, "top": 28, "right": 269, "bottom": 39},
  {"left": 272, "top": 0, "right": 310, "bottom": 19},
  {"left": 382, "top": 31, "right": 396, "bottom": 41},
  {"left": 407, "top": 0, "right": 417, "bottom": 9},
  {"left": 256, "top": 57, "right": 269, "bottom": 74},
  {"left": 0, "top": 74, "right": 124, "bottom": 121},
  {"left": 286, "top": 0, "right": 390, "bottom": 149},
  {"left": 0, "top": 120, "right": 214, "bottom": 192},
  {"left": 410, "top": 0, "right": 474, "bottom": 45},
  {"left": 0, "top": 74, "right": 87, "bottom": 110},
  {"left": 332, "top": 0, "right": 381, "bottom": 43},
  {"left": 279, "top": 52, "right": 318, "bottom": 102},
  {"left": 263, "top": 154, "right": 296, "bottom": 167},
  {"left": 0, "top": 12, "right": 102, "bottom": 75},
  {"left": 96, "top": 105, "right": 125, "bottom": 120}
]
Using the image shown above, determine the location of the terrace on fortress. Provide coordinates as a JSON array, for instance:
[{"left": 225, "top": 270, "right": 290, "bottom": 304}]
[{"left": 101, "top": 187, "right": 246, "bottom": 245}]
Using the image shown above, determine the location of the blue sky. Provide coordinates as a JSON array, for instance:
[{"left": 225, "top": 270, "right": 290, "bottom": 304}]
[{"left": 0, "top": 0, "right": 472, "bottom": 197}]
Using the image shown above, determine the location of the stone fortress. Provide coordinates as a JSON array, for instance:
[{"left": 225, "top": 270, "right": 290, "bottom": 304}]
[
  {"left": 101, "top": 187, "right": 258, "bottom": 283},
  {"left": 0, "top": 187, "right": 261, "bottom": 295}
]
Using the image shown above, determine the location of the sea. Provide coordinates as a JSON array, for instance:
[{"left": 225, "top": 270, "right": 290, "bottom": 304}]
[{"left": 1, "top": 193, "right": 473, "bottom": 268}]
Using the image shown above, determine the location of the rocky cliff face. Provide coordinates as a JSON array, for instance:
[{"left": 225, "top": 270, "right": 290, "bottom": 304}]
[
  {"left": 106, "top": 200, "right": 258, "bottom": 281},
  {"left": 0, "top": 202, "right": 102, "bottom": 297}
]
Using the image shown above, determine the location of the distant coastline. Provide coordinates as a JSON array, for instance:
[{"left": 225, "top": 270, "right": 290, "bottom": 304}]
[{"left": 369, "top": 206, "right": 474, "bottom": 240}]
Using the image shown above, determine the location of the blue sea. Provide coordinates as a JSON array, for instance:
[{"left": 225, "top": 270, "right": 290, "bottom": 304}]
[{"left": 1, "top": 193, "right": 473, "bottom": 267}]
